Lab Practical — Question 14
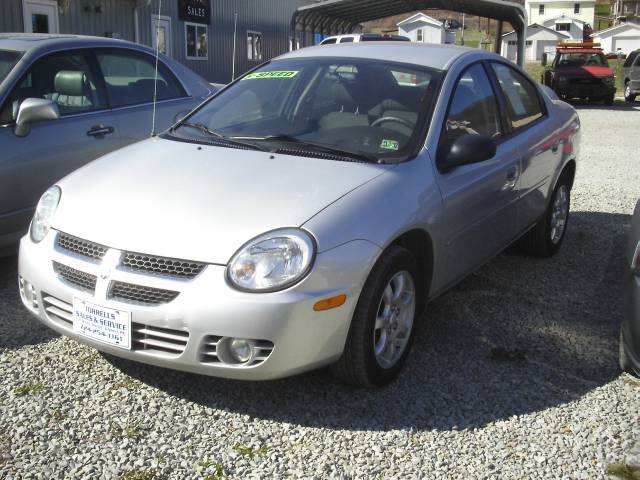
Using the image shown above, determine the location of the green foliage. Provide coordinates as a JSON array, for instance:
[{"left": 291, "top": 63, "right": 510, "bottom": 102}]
[{"left": 14, "top": 382, "right": 44, "bottom": 396}]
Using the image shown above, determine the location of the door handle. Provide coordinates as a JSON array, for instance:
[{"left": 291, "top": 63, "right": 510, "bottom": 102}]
[
  {"left": 87, "top": 125, "right": 115, "bottom": 137},
  {"left": 503, "top": 166, "right": 520, "bottom": 190}
]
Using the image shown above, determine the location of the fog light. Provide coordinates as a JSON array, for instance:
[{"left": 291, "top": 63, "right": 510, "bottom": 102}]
[
  {"left": 18, "top": 276, "right": 39, "bottom": 312},
  {"left": 229, "top": 338, "right": 253, "bottom": 363}
]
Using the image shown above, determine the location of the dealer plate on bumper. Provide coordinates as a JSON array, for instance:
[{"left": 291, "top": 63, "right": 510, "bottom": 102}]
[{"left": 72, "top": 298, "right": 131, "bottom": 349}]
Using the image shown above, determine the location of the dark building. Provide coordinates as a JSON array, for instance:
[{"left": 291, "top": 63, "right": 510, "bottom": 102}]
[{"left": 0, "top": 0, "right": 309, "bottom": 82}]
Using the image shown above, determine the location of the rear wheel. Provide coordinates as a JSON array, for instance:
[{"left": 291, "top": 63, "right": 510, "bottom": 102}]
[
  {"left": 518, "top": 174, "right": 571, "bottom": 257},
  {"left": 625, "top": 81, "right": 637, "bottom": 102},
  {"left": 331, "top": 246, "right": 418, "bottom": 387}
]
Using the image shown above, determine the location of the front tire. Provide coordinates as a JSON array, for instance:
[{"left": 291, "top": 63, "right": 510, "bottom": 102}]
[
  {"left": 331, "top": 246, "right": 418, "bottom": 387},
  {"left": 518, "top": 173, "right": 571, "bottom": 257},
  {"left": 625, "top": 82, "right": 637, "bottom": 103},
  {"left": 620, "top": 328, "right": 639, "bottom": 377},
  {"left": 604, "top": 94, "right": 615, "bottom": 106}
]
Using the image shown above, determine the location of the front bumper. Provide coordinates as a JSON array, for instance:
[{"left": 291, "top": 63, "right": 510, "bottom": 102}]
[
  {"left": 18, "top": 231, "right": 380, "bottom": 380},
  {"left": 557, "top": 82, "right": 616, "bottom": 99}
]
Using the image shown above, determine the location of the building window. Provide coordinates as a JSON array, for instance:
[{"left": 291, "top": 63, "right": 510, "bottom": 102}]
[
  {"left": 574, "top": 2, "right": 581, "bottom": 14},
  {"left": 508, "top": 40, "right": 517, "bottom": 46},
  {"left": 247, "top": 31, "right": 263, "bottom": 61},
  {"left": 185, "top": 22, "right": 207, "bottom": 60},
  {"left": 526, "top": 40, "right": 533, "bottom": 46},
  {"left": 539, "top": 4, "right": 545, "bottom": 15},
  {"left": 556, "top": 22, "right": 571, "bottom": 32},
  {"left": 417, "top": 28, "right": 424, "bottom": 42}
]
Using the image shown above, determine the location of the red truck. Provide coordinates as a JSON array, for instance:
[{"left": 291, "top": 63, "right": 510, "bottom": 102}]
[{"left": 542, "top": 42, "right": 616, "bottom": 105}]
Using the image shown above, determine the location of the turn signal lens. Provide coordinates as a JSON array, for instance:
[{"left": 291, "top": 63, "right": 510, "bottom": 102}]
[{"left": 313, "top": 294, "right": 347, "bottom": 311}]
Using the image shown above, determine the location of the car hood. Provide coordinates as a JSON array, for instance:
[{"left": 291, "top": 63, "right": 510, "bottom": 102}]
[
  {"left": 556, "top": 65, "right": 614, "bottom": 77},
  {"left": 52, "top": 137, "right": 391, "bottom": 264}
]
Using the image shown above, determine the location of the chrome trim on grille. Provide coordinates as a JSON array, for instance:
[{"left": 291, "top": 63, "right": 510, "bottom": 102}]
[
  {"left": 53, "top": 262, "right": 97, "bottom": 292},
  {"left": 57, "top": 232, "right": 108, "bottom": 261},
  {"left": 132, "top": 323, "right": 189, "bottom": 356},
  {"left": 43, "top": 294, "right": 73, "bottom": 328},
  {"left": 109, "top": 281, "right": 179, "bottom": 305},
  {"left": 122, "top": 252, "right": 205, "bottom": 279}
]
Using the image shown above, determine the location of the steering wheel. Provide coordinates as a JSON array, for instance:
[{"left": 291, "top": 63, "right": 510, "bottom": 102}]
[{"left": 371, "top": 116, "right": 414, "bottom": 130}]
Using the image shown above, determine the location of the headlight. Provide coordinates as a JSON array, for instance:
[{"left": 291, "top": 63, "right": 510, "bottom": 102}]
[
  {"left": 30, "top": 186, "right": 61, "bottom": 243},
  {"left": 227, "top": 228, "right": 315, "bottom": 292}
]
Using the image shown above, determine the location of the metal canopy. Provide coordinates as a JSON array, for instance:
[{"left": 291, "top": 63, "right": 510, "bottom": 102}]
[{"left": 291, "top": 0, "right": 528, "bottom": 66}]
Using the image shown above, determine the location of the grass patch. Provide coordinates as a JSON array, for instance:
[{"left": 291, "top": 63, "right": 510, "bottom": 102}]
[
  {"left": 203, "top": 463, "right": 226, "bottom": 480},
  {"left": 118, "top": 468, "right": 158, "bottom": 480},
  {"left": 14, "top": 382, "right": 44, "bottom": 397},
  {"left": 233, "top": 444, "right": 268, "bottom": 459},
  {"left": 109, "top": 377, "right": 138, "bottom": 392},
  {"left": 110, "top": 420, "right": 143, "bottom": 441},
  {"left": 78, "top": 351, "right": 100, "bottom": 365},
  {"left": 607, "top": 463, "right": 640, "bottom": 480}
]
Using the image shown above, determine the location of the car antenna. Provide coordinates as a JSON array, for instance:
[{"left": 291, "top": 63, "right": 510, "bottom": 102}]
[{"left": 151, "top": 0, "right": 162, "bottom": 137}]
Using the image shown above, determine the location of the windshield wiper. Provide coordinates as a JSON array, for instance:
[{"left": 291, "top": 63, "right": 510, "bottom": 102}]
[
  {"left": 177, "top": 123, "right": 269, "bottom": 151},
  {"left": 230, "top": 134, "right": 382, "bottom": 164}
]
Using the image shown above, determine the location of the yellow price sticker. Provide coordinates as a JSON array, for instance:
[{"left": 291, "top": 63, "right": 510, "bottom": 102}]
[{"left": 242, "top": 70, "right": 300, "bottom": 80}]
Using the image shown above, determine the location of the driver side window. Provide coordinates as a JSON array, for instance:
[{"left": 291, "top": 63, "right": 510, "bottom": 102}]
[
  {"left": 444, "top": 63, "right": 502, "bottom": 146},
  {"left": 0, "top": 51, "right": 104, "bottom": 125}
]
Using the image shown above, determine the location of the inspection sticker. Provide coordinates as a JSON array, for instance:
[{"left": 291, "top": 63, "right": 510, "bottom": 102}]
[
  {"left": 380, "top": 139, "right": 400, "bottom": 151},
  {"left": 242, "top": 70, "right": 300, "bottom": 80}
]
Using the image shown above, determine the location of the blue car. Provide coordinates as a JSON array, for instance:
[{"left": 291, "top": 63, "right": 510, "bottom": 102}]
[{"left": 0, "top": 33, "right": 216, "bottom": 254}]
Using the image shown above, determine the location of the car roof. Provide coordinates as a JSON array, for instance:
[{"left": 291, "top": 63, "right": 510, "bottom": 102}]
[
  {"left": 0, "top": 33, "right": 146, "bottom": 54},
  {"left": 276, "top": 42, "right": 496, "bottom": 71}
]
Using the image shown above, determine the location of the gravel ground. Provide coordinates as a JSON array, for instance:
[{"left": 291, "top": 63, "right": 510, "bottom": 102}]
[{"left": 1, "top": 102, "right": 639, "bottom": 480}]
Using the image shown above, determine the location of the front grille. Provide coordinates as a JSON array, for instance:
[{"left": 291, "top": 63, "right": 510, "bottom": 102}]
[
  {"left": 200, "top": 335, "right": 274, "bottom": 367},
  {"left": 42, "top": 294, "right": 73, "bottom": 328},
  {"left": 57, "top": 232, "right": 107, "bottom": 261},
  {"left": 132, "top": 323, "right": 189, "bottom": 355},
  {"left": 53, "top": 262, "right": 97, "bottom": 292},
  {"left": 109, "top": 281, "right": 179, "bottom": 305},
  {"left": 122, "top": 252, "right": 205, "bottom": 279},
  {"left": 570, "top": 78, "right": 601, "bottom": 85}
]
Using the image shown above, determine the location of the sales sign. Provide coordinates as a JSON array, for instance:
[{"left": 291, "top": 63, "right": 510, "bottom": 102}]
[{"left": 178, "top": 0, "right": 210, "bottom": 24}]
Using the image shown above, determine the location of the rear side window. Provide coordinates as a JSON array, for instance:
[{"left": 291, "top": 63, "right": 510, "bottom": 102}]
[
  {"left": 340, "top": 37, "right": 355, "bottom": 43},
  {"left": 96, "top": 51, "right": 184, "bottom": 108},
  {"left": 491, "top": 63, "right": 544, "bottom": 130},
  {"left": 321, "top": 38, "right": 336, "bottom": 45}
]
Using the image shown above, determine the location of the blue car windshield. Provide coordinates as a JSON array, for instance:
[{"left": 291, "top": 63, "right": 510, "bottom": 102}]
[
  {"left": 0, "top": 50, "right": 22, "bottom": 83},
  {"left": 172, "top": 57, "right": 442, "bottom": 160}
]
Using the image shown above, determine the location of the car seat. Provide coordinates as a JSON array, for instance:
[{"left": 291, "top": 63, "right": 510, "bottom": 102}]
[{"left": 45, "top": 70, "right": 94, "bottom": 114}]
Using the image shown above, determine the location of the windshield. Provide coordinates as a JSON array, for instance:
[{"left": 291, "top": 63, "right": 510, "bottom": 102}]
[
  {"left": 557, "top": 52, "right": 608, "bottom": 67},
  {"left": 0, "top": 50, "right": 22, "bottom": 83},
  {"left": 170, "top": 57, "right": 442, "bottom": 161}
]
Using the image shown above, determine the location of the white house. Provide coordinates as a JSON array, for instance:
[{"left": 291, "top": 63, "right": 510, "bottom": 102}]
[
  {"left": 501, "top": 23, "right": 570, "bottom": 61},
  {"left": 541, "top": 14, "right": 589, "bottom": 40},
  {"left": 397, "top": 13, "right": 446, "bottom": 44},
  {"left": 525, "top": 0, "right": 596, "bottom": 27},
  {"left": 591, "top": 22, "right": 640, "bottom": 54}
]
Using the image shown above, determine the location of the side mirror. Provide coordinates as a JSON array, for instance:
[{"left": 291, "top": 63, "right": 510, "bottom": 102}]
[
  {"left": 438, "top": 134, "right": 497, "bottom": 172},
  {"left": 14, "top": 98, "right": 59, "bottom": 137},
  {"left": 173, "top": 109, "right": 191, "bottom": 124},
  {"left": 541, "top": 53, "right": 548, "bottom": 67}
]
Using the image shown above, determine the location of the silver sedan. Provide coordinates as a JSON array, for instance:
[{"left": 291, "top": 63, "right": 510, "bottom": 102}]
[
  {"left": 18, "top": 43, "right": 581, "bottom": 387},
  {"left": 0, "top": 34, "right": 215, "bottom": 253},
  {"left": 621, "top": 199, "right": 640, "bottom": 376}
]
